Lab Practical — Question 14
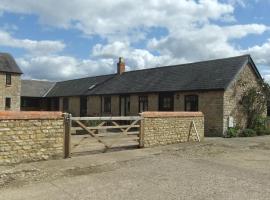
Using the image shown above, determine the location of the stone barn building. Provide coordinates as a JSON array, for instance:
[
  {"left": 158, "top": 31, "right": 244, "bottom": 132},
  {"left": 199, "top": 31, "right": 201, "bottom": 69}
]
[{"left": 0, "top": 53, "right": 265, "bottom": 136}]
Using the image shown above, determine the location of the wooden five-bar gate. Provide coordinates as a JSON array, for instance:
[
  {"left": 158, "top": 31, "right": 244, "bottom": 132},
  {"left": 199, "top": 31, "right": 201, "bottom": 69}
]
[{"left": 64, "top": 114, "right": 143, "bottom": 158}]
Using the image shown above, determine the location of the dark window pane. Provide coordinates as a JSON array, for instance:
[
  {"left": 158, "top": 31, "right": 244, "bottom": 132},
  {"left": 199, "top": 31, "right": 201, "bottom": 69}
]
[
  {"left": 139, "top": 96, "right": 148, "bottom": 112},
  {"left": 104, "top": 96, "right": 111, "bottom": 113},
  {"left": 21, "top": 97, "right": 41, "bottom": 108},
  {"left": 5, "top": 98, "right": 11, "bottom": 109},
  {"left": 120, "top": 96, "right": 130, "bottom": 116},
  {"left": 125, "top": 96, "right": 130, "bottom": 115},
  {"left": 159, "top": 93, "right": 174, "bottom": 111},
  {"left": 63, "top": 97, "right": 69, "bottom": 112},
  {"left": 50, "top": 98, "right": 59, "bottom": 111},
  {"left": 6, "top": 73, "right": 11, "bottom": 85},
  {"left": 80, "top": 97, "right": 87, "bottom": 117},
  {"left": 185, "top": 95, "right": 198, "bottom": 111}
]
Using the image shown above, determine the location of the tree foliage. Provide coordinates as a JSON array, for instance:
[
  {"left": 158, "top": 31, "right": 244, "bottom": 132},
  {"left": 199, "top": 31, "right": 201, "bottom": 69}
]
[{"left": 240, "top": 80, "right": 270, "bottom": 129}]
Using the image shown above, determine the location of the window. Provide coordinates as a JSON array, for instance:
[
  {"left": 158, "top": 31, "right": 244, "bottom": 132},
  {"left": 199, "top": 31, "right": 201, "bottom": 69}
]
[
  {"left": 21, "top": 97, "right": 41, "bottom": 108},
  {"left": 5, "top": 97, "right": 11, "bottom": 110},
  {"left": 159, "top": 93, "right": 174, "bottom": 111},
  {"left": 50, "top": 98, "right": 60, "bottom": 111},
  {"left": 139, "top": 96, "right": 148, "bottom": 112},
  {"left": 63, "top": 97, "right": 69, "bottom": 112},
  {"left": 6, "top": 73, "right": 11, "bottom": 85},
  {"left": 120, "top": 96, "right": 130, "bottom": 116},
  {"left": 103, "top": 96, "right": 111, "bottom": 113},
  {"left": 185, "top": 95, "right": 199, "bottom": 111},
  {"left": 80, "top": 96, "right": 87, "bottom": 117}
]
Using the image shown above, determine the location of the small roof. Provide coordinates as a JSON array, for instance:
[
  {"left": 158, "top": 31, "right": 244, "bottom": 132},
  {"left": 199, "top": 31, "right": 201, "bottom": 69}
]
[
  {"left": 21, "top": 80, "right": 56, "bottom": 97},
  {"left": 0, "top": 53, "right": 23, "bottom": 74}
]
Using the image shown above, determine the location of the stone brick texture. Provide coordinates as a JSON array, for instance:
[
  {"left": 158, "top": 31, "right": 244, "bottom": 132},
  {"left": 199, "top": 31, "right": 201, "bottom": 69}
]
[
  {"left": 0, "top": 111, "right": 64, "bottom": 165},
  {"left": 223, "top": 64, "right": 263, "bottom": 133},
  {"left": 0, "top": 72, "right": 21, "bottom": 111},
  {"left": 174, "top": 91, "right": 224, "bottom": 137},
  {"left": 141, "top": 112, "right": 204, "bottom": 147},
  {"left": 87, "top": 95, "right": 101, "bottom": 116}
]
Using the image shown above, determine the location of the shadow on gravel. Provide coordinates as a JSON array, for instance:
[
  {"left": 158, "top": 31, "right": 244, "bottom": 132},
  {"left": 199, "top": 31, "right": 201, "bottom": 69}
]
[{"left": 71, "top": 145, "right": 139, "bottom": 157}]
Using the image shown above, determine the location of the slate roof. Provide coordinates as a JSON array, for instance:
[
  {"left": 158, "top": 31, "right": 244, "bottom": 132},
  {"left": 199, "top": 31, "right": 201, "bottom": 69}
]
[
  {"left": 0, "top": 53, "right": 23, "bottom": 74},
  {"left": 21, "top": 80, "right": 56, "bottom": 97},
  {"left": 22, "top": 54, "right": 262, "bottom": 97},
  {"left": 86, "top": 54, "right": 261, "bottom": 95},
  {"left": 46, "top": 74, "right": 115, "bottom": 97}
]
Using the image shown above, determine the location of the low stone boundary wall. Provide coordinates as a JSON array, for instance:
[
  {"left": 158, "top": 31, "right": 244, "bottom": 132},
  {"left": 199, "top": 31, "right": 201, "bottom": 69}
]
[
  {"left": 0, "top": 111, "right": 64, "bottom": 165},
  {"left": 140, "top": 112, "right": 204, "bottom": 147}
]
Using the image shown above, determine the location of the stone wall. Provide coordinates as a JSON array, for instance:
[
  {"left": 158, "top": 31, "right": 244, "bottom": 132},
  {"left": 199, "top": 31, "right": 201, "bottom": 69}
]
[
  {"left": 68, "top": 97, "right": 80, "bottom": 116},
  {"left": 130, "top": 95, "right": 139, "bottom": 115},
  {"left": 59, "top": 96, "right": 81, "bottom": 116},
  {"left": 223, "top": 64, "right": 262, "bottom": 133},
  {"left": 111, "top": 95, "right": 119, "bottom": 116},
  {"left": 0, "top": 111, "right": 64, "bottom": 165},
  {"left": 148, "top": 94, "right": 159, "bottom": 111},
  {"left": 87, "top": 95, "right": 101, "bottom": 116},
  {"left": 0, "top": 73, "right": 21, "bottom": 111},
  {"left": 174, "top": 91, "right": 223, "bottom": 137},
  {"left": 141, "top": 112, "right": 204, "bottom": 147}
]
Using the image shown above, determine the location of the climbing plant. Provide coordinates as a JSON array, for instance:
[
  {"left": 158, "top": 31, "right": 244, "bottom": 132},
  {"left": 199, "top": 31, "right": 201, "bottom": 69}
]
[{"left": 240, "top": 80, "right": 270, "bottom": 129}]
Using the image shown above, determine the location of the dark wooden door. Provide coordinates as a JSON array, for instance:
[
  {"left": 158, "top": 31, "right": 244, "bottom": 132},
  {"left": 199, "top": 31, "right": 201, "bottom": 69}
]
[{"left": 80, "top": 96, "right": 87, "bottom": 117}]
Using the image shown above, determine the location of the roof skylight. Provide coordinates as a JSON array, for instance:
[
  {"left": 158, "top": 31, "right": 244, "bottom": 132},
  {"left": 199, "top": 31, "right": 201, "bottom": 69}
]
[{"left": 88, "top": 84, "right": 96, "bottom": 90}]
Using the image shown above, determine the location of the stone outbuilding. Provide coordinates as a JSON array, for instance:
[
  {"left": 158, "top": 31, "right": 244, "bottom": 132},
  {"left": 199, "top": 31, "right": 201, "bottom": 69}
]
[{"left": 0, "top": 52, "right": 265, "bottom": 136}]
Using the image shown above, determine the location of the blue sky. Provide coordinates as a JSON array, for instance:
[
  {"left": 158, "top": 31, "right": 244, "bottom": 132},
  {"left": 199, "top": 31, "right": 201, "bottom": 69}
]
[{"left": 0, "top": 0, "right": 269, "bottom": 81}]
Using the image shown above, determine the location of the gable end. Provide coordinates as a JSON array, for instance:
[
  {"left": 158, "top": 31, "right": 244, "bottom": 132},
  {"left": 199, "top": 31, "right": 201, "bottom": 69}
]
[{"left": 224, "top": 55, "right": 262, "bottom": 91}]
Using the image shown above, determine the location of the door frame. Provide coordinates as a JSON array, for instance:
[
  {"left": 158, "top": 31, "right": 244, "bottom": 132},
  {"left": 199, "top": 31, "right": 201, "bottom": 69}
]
[{"left": 119, "top": 95, "right": 130, "bottom": 116}]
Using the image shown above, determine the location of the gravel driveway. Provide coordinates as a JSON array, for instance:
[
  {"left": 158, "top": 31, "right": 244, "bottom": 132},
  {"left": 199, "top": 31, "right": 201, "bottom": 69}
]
[{"left": 1, "top": 136, "right": 270, "bottom": 200}]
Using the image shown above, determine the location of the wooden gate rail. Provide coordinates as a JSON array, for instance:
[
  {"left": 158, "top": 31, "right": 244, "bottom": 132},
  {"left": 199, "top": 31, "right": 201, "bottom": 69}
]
[
  {"left": 71, "top": 116, "right": 141, "bottom": 121},
  {"left": 64, "top": 115, "right": 142, "bottom": 158}
]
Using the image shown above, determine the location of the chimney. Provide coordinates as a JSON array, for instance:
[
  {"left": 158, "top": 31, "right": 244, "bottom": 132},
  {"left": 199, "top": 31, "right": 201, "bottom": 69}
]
[{"left": 117, "top": 57, "right": 125, "bottom": 75}]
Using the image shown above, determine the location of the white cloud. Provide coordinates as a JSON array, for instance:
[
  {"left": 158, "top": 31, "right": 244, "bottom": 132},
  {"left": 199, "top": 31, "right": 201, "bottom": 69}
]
[
  {"left": 92, "top": 41, "right": 178, "bottom": 70},
  {"left": 148, "top": 23, "right": 268, "bottom": 61},
  {"left": 18, "top": 41, "right": 177, "bottom": 80},
  {"left": 242, "top": 39, "right": 270, "bottom": 66},
  {"left": 18, "top": 55, "right": 115, "bottom": 81},
  {"left": 0, "top": 0, "right": 269, "bottom": 81},
  {"left": 0, "top": 0, "right": 234, "bottom": 40},
  {"left": 0, "top": 30, "right": 65, "bottom": 55}
]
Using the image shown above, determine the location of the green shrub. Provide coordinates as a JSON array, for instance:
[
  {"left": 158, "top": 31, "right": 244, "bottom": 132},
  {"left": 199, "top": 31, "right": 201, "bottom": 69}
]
[
  {"left": 257, "top": 128, "right": 270, "bottom": 136},
  {"left": 265, "top": 129, "right": 270, "bottom": 135},
  {"left": 256, "top": 128, "right": 265, "bottom": 136},
  {"left": 226, "top": 127, "right": 238, "bottom": 138},
  {"left": 239, "top": 129, "right": 256, "bottom": 137},
  {"left": 253, "top": 116, "right": 267, "bottom": 130}
]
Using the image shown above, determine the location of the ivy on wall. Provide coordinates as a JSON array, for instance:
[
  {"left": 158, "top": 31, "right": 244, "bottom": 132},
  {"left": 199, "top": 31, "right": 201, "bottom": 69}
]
[{"left": 240, "top": 80, "right": 270, "bottom": 129}]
